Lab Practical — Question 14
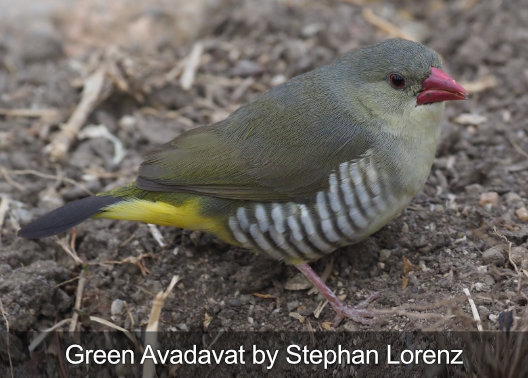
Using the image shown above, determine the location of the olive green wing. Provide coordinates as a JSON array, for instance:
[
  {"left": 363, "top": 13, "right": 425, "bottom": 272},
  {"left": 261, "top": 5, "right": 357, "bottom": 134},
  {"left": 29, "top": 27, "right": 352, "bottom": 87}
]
[{"left": 137, "top": 72, "right": 371, "bottom": 201}]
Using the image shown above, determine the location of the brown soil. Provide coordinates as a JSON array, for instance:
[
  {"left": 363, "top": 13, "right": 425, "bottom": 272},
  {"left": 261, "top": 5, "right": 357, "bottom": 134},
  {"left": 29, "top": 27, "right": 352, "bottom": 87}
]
[{"left": 1, "top": 0, "right": 527, "bottom": 363}]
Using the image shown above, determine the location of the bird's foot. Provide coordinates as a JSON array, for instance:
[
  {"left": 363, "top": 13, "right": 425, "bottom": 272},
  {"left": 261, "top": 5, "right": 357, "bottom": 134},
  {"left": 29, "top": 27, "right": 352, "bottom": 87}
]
[
  {"left": 330, "top": 292, "right": 380, "bottom": 327},
  {"left": 295, "top": 262, "right": 380, "bottom": 327}
]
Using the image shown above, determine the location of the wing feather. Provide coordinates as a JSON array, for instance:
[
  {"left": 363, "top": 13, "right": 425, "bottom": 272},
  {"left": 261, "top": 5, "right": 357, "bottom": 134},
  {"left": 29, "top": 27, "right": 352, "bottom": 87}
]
[{"left": 137, "top": 68, "right": 372, "bottom": 201}]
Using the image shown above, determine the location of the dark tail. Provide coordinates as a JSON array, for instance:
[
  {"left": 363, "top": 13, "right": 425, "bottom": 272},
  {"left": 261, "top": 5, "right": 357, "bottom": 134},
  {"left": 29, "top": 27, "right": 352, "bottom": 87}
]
[{"left": 18, "top": 195, "right": 121, "bottom": 239}]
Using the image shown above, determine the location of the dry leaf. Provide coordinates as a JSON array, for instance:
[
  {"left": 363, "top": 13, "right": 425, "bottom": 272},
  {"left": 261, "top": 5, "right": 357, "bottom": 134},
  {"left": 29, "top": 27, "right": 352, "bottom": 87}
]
[{"left": 403, "top": 256, "right": 415, "bottom": 275}]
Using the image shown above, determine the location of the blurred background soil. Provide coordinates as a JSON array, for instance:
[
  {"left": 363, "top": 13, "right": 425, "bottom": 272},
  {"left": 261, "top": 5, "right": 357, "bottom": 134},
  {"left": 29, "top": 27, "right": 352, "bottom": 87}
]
[{"left": 1, "top": 0, "right": 528, "bottom": 367}]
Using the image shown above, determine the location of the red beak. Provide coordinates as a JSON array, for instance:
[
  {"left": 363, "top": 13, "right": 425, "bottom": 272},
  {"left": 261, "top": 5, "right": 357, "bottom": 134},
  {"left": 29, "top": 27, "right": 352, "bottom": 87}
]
[{"left": 417, "top": 67, "right": 467, "bottom": 105}]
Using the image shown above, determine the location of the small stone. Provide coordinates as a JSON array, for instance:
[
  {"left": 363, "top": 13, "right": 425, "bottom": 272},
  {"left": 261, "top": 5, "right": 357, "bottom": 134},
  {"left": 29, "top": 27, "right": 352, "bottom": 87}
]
[
  {"left": 119, "top": 115, "right": 137, "bottom": 129},
  {"left": 287, "top": 300, "right": 299, "bottom": 312},
  {"left": 515, "top": 207, "right": 528, "bottom": 222},
  {"left": 177, "top": 323, "right": 189, "bottom": 331},
  {"left": 482, "top": 246, "right": 505, "bottom": 266},
  {"left": 270, "top": 74, "right": 287, "bottom": 86},
  {"left": 510, "top": 246, "right": 527, "bottom": 266},
  {"left": 465, "top": 183, "right": 483, "bottom": 197},
  {"left": 478, "top": 305, "right": 490, "bottom": 320},
  {"left": 226, "top": 297, "right": 241, "bottom": 307},
  {"left": 240, "top": 295, "right": 252, "bottom": 305},
  {"left": 504, "top": 192, "right": 522, "bottom": 205},
  {"left": 110, "top": 299, "right": 125, "bottom": 315},
  {"left": 229, "top": 60, "right": 262, "bottom": 77},
  {"left": 379, "top": 249, "right": 392, "bottom": 262},
  {"left": 479, "top": 192, "right": 499, "bottom": 208},
  {"left": 343, "top": 321, "right": 358, "bottom": 332},
  {"left": 285, "top": 273, "right": 311, "bottom": 291}
]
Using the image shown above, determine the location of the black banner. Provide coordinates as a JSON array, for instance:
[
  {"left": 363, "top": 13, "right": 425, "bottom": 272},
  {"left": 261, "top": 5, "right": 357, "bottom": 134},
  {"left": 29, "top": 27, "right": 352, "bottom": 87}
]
[{"left": 1, "top": 331, "right": 526, "bottom": 377}]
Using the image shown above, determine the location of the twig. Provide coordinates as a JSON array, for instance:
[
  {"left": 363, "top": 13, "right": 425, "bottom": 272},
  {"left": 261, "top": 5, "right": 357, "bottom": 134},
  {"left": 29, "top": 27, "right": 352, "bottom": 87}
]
[
  {"left": 252, "top": 293, "right": 276, "bottom": 299},
  {"left": 89, "top": 316, "right": 138, "bottom": 347},
  {"left": 79, "top": 124, "right": 126, "bottom": 165},
  {"left": 54, "top": 331, "right": 68, "bottom": 378},
  {"left": 206, "top": 330, "right": 225, "bottom": 350},
  {"left": 45, "top": 68, "right": 109, "bottom": 161},
  {"left": 463, "top": 287, "right": 483, "bottom": 331},
  {"left": 0, "top": 196, "right": 9, "bottom": 230},
  {"left": 362, "top": 8, "right": 415, "bottom": 40},
  {"left": 460, "top": 75, "right": 499, "bottom": 94},
  {"left": 143, "top": 275, "right": 179, "bottom": 378},
  {"left": 493, "top": 226, "right": 519, "bottom": 273},
  {"left": 69, "top": 269, "right": 87, "bottom": 332},
  {"left": 507, "top": 136, "right": 528, "bottom": 160},
  {"left": 0, "top": 167, "right": 24, "bottom": 191},
  {"left": 180, "top": 42, "right": 204, "bottom": 91},
  {"left": 53, "top": 275, "right": 80, "bottom": 289},
  {"left": 28, "top": 318, "right": 73, "bottom": 352},
  {"left": 0, "top": 299, "right": 13, "bottom": 378},
  {"left": 69, "top": 228, "right": 77, "bottom": 253},
  {"left": 375, "top": 309, "right": 453, "bottom": 320},
  {"left": 124, "top": 301, "right": 135, "bottom": 329},
  {"left": 313, "top": 300, "right": 329, "bottom": 319},
  {"left": 305, "top": 319, "right": 315, "bottom": 342},
  {"left": 0, "top": 107, "right": 59, "bottom": 120},
  {"left": 289, "top": 312, "right": 305, "bottom": 323},
  {"left": 98, "top": 253, "right": 155, "bottom": 276},
  {"left": 146, "top": 275, "right": 180, "bottom": 332},
  {"left": 493, "top": 226, "right": 525, "bottom": 293},
  {"left": 54, "top": 236, "right": 84, "bottom": 266},
  {"left": 6, "top": 168, "right": 93, "bottom": 195},
  {"left": 147, "top": 224, "right": 166, "bottom": 247}
]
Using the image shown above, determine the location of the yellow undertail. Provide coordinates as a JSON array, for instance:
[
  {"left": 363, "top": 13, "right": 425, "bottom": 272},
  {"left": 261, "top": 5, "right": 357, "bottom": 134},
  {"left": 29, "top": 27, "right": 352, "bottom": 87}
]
[{"left": 96, "top": 198, "right": 237, "bottom": 244}]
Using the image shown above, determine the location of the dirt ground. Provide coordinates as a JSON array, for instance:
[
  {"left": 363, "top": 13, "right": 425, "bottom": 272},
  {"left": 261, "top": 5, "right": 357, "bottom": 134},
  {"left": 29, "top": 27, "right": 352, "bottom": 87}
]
[{"left": 1, "top": 0, "right": 528, "bottom": 364}]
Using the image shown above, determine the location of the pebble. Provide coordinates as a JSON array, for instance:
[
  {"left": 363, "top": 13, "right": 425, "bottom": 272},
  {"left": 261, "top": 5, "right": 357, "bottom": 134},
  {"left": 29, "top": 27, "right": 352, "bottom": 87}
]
[
  {"left": 465, "top": 183, "right": 483, "bottom": 197},
  {"left": 226, "top": 297, "right": 242, "bottom": 307},
  {"left": 478, "top": 305, "right": 490, "bottom": 320},
  {"left": 482, "top": 245, "right": 505, "bottom": 266},
  {"left": 479, "top": 192, "right": 499, "bottom": 208},
  {"left": 504, "top": 192, "right": 522, "bottom": 205},
  {"left": 285, "top": 273, "right": 311, "bottom": 291},
  {"left": 229, "top": 60, "right": 262, "bottom": 77},
  {"left": 379, "top": 249, "right": 392, "bottom": 262},
  {"left": 240, "top": 294, "right": 252, "bottom": 305},
  {"left": 110, "top": 299, "right": 125, "bottom": 315},
  {"left": 343, "top": 321, "right": 358, "bottom": 332},
  {"left": 515, "top": 207, "right": 528, "bottom": 222},
  {"left": 287, "top": 300, "right": 299, "bottom": 312},
  {"left": 270, "top": 74, "right": 287, "bottom": 86}
]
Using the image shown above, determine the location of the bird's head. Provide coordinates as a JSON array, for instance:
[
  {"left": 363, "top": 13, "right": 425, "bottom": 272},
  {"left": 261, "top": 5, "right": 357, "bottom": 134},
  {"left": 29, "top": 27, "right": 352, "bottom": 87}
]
[{"left": 336, "top": 39, "right": 466, "bottom": 130}]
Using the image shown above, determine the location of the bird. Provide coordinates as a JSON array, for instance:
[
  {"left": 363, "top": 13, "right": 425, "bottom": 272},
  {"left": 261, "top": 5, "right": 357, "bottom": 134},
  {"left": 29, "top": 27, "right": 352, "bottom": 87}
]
[{"left": 19, "top": 39, "right": 467, "bottom": 325}]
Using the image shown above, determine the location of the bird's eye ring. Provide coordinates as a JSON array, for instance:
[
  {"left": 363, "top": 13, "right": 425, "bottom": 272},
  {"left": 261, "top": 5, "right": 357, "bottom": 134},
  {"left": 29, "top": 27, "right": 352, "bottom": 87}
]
[{"left": 389, "top": 73, "right": 406, "bottom": 89}]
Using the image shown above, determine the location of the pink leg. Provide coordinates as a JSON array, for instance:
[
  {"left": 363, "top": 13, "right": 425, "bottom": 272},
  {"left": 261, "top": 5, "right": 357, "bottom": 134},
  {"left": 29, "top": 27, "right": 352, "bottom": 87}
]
[{"left": 296, "top": 262, "right": 379, "bottom": 326}]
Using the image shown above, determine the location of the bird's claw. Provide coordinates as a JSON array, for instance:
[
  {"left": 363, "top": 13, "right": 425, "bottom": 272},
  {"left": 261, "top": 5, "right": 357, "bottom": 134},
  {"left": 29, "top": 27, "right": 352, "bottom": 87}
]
[{"left": 331, "top": 292, "right": 380, "bottom": 327}]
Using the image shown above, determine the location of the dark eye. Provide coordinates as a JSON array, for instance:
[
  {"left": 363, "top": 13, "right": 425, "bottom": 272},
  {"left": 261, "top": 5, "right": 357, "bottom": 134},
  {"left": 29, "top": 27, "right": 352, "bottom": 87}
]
[{"left": 389, "top": 73, "right": 406, "bottom": 89}]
